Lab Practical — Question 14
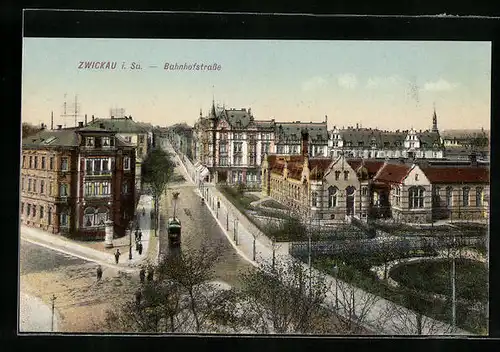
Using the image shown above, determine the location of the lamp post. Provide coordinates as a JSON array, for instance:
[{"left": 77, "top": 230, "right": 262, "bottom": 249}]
[
  {"left": 50, "top": 294, "right": 56, "bottom": 332},
  {"left": 333, "top": 264, "right": 339, "bottom": 310},
  {"left": 128, "top": 221, "right": 133, "bottom": 260}
]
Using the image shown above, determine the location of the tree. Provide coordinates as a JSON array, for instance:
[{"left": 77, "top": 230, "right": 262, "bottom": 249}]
[
  {"left": 219, "top": 258, "right": 330, "bottom": 334},
  {"left": 22, "top": 122, "right": 42, "bottom": 139},
  {"left": 141, "top": 148, "right": 176, "bottom": 236},
  {"left": 101, "top": 244, "right": 233, "bottom": 333}
]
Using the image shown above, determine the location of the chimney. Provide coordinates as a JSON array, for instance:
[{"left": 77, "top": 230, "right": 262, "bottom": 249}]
[
  {"left": 40, "top": 123, "right": 45, "bottom": 130},
  {"left": 301, "top": 128, "right": 309, "bottom": 157},
  {"left": 111, "top": 116, "right": 114, "bottom": 119},
  {"left": 85, "top": 114, "right": 88, "bottom": 125},
  {"left": 356, "top": 123, "right": 359, "bottom": 129},
  {"left": 129, "top": 115, "right": 133, "bottom": 120},
  {"left": 78, "top": 121, "right": 84, "bottom": 128},
  {"left": 57, "top": 125, "right": 62, "bottom": 130},
  {"left": 100, "top": 123, "right": 105, "bottom": 129},
  {"left": 92, "top": 115, "right": 95, "bottom": 122}
]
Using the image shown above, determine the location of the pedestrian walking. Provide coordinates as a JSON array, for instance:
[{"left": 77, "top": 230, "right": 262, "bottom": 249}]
[
  {"left": 135, "top": 290, "right": 142, "bottom": 306},
  {"left": 139, "top": 268, "right": 146, "bottom": 284},
  {"left": 142, "top": 207, "right": 146, "bottom": 216},
  {"left": 138, "top": 242, "right": 143, "bottom": 255},
  {"left": 134, "top": 229, "right": 138, "bottom": 242},
  {"left": 147, "top": 266, "right": 154, "bottom": 282},
  {"left": 114, "top": 249, "right": 121, "bottom": 264},
  {"left": 138, "top": 230, "right": 142, "bottom": 242},
  {"left": 96, "top": 265, "right": 103, "bottom": 281}
]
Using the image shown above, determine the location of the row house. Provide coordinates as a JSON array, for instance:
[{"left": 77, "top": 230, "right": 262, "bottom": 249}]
[
  {"left": 328, "top": 110, "right": 444, "bottom": 160},
  {"left": 86, "top": 116, "right": 152, "bottom": 193},
  {"left": 441, "top": 128, "right": 490, "bottom": 161},
  {"left": 20, "top": 123, "right": 136, "bottom": 240}
]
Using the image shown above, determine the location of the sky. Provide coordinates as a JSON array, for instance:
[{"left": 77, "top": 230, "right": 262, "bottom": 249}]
[{"left": 22, "top": 38, "right": 491, "bottom": 131}]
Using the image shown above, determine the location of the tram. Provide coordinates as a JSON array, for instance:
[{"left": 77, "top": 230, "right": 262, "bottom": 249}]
[{"left": 167, "top": 217, "right": 182, "bottom": 247}]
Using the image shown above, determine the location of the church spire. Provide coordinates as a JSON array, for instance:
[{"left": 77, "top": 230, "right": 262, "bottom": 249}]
[{"left": 432, "top": 103, "right": 438, "bottom": 132}]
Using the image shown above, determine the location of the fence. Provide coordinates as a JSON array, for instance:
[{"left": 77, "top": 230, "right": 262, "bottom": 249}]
[{"left": 289, "top": 236, "right": 485, "bottom": 257}]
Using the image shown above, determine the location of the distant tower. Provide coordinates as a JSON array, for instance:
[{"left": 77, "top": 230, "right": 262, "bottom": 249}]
[{"left": 432, "top": 103, "right": 438, "bottom": 132}]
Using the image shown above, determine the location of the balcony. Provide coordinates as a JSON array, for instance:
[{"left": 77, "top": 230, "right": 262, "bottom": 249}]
[{"left": 85, "top": 170, "right": 112, "bottom": 177}]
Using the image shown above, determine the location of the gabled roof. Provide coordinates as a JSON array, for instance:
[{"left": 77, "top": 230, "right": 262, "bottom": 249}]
[
  {"left": 420, "top": 166, "right": 489, "bottom": 184},
  {"left": 339, "top": 128, "right": 406, "bottom": 149},
  {"left": 374, "top": 163, "right": 412, "bottom": 184},
  {"left": 417, "top": 131, "right": 441, "bottom": 148},
  {"left": 441, "top": 129, "right": 489, "bottom": 139},
  {"left": 221, "top": 109, "right": 253, "bottom": 129},
  {"left": 308, "top": 158, "right": 333, "bottom": 180}
]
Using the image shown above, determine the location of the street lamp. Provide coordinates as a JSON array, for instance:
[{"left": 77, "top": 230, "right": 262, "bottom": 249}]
[
  {"left": 333, "top": 264, "right": 339, "bottom": 310},
  {"left": 129, "top": 221, "right": 133, "bottom": 260},
  {"left": 50, "top": 294, "right": 57, "bottom": 332},
  {"left": 234, "top": 217, "right": 238, "bottom": 244}
]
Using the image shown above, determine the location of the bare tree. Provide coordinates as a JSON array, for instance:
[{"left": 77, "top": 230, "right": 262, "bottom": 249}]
[{"left": 222, "top": 258, "right": 330, "bottom": 334}]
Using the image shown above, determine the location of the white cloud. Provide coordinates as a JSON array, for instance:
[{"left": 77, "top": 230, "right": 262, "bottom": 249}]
[
  {"left": 337, "top": 73, "right": 357, "bottom": 89},
  {"left": 365, "top": 75, "right": 403, "bottom": 89},
  {"left": 423, "top": 79, "right": 460, "bottom": 91},
  {"left": 302, "top": 76, "right": 327, "bottom": 92}
]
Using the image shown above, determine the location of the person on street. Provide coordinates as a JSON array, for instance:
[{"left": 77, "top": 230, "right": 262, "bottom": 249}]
[
  {"left": 142, "top": 207, "right": 146, "bottom": 216},
  {"left": 96, "top": 266, "right": 103, "bottom": 281},
  {"left": 147, "top": 266, "right": 154, "bottom": 282},
  {"left": 138, "top": 230, "right": 142, "bottom": 242},
  {"left": 138, "top": 242, "right": 143, "bottom": 255},
  {"left": 135, "top": 290, "right": 142, "bottom": 306},
  {"left": 139, "top": 268, "right": 146, "bottom": 284},
  {"left": 114, "top": 249, "right": 121, "bottom": 264}
]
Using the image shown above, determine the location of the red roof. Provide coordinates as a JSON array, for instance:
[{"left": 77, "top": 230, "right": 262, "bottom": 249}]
[
  {"left": 309, "top": 158, "right": 333, "bottom": 180},
  {"left": 374, "top": 163, "right": 411, "bottom": 183},
  {"left": 346, "top": 159, "right": 363, "bottom": 171},
  {"left": 420, "top": 166, "right": 489, "bottom": 184},
  {"left": 363, "top": 160, "right": 385, "bottom": 175}
]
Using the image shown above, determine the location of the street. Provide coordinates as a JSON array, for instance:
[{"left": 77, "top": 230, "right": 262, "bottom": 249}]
[
  {"left": 19, "top": 239, "right": 140, "bottom": 332},
  {"left": 158, "top": 154, "right": 254, "bottom": 289}
]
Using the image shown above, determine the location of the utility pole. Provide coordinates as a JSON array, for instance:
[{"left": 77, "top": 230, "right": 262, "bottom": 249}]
[{"left": 50, "top": 294, "right": 57, "bottom": 332}]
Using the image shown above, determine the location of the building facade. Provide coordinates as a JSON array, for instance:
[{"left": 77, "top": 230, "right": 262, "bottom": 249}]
[{"left": 20, "top": 124, "right": 136, "bottom": 239}]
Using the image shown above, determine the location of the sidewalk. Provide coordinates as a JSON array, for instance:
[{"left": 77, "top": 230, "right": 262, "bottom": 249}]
[
  {"left": 20, "top": 194, "right": 157, "bottom": 273},
  {"left": 171, "top": 143, "right": 470, "bottom": 336}
]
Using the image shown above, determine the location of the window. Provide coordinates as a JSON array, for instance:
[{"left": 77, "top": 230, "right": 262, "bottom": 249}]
[
  {"left": 446, "top": 187, "right": 453, "bottom": 207},
  {"left": 139, "top": 135, "right": 145, "bottom": 143},
  {"left": 394, "top": 186, "right": 401, "bottom": 206},
  {"left": 49, "top": 157, "right": 54, "bottom": 170},
  {"left": 21, "top": 178, "right": 24, "bottom": 191},
  {"left": 48, "top": 207, "right": 52, "bottom": 225},
  {"left": 86, "top": 137, "right": 94, "bottom": 146},
  {"left": 409, "top": 186, "right": 424, "bottom": 209},
  {"left": 33, "top": 180, "right": 37, "bottom": 193},
  {"left": 344, "top": 171, "right": 349, "bottom": 181},
  {"left": 60, "top": 212, "right": 68, "bottom": 226},
  {"left": 40, "top": 206, "right": 44, "bottom": 219},
  {"left": 476, "top": 187, "right": 483, "bottom": 207},
  {"left": 29, "top": 156, "right": 33, "bottom": 168},
  {"left": 41, "top": 157, "right": 46, "bottom": 169},
  {"left": 312, "top": 191, "right": 318, "bottom": 207},
  {"left": 102, "top": 137, "right": 110, "bottom": 146},
  {"left": 102, "top": 159, "right": 109, "bottom": 172},
  {"left": 22, "top": 155, "right": 26, "bottom": 168},
  {"left": 123, "top": 156, "right": 131, "bottom": 170},
  {"left": 86, "top": 159, "right": 93, "bottom": 172},
  {"left": 28, "top": 179, "right": 32, "bottom": 192},
  {"left": 21, "top": 202, "right": 24, "bottom": 214},
  {"left": 84, "top": 181, "right": 111, "bottom": 196},
  {"left": 433, "top": 186, "right": 441, "bottom": 205},
  {"left": 40, "top": 180, "right": 44, "bottom": 194},
  {"left": 60, "top": 183, "right": 69, "bottom": 197},
  {"left": 123, "top": 182, "right": 129, "bottom": 194},
  {"left": 32, "top": 205, "right": 36, "bottom": 217},
  {"left": 362, "top": 187, "right": 368, "bottom": 197},
  {"left": 335, "top": 171, "right": 341, "bottom": 180},
  {"left": 138, "top": 147, "right": 143, "bottom": 156},
  {"left": 49, "top": 182, "right": 53, "bottom": 196},
  {"left": 328, "top": 186, "right": 338, "bottom": 208},
  {"left": 34, "top": 156, "right": 38, "bottom": 169},
  {"left": 462, "top": 187, "right": 470, "bottom": 206},
  {"left": 415, "top": 173, "right": 419, "bottom": 181},
  {"left": 27, "top": 204, "right": 31, "bottom": 216},
  {"left": 61, "top": 157, "right": 69, "bottom": 171}
]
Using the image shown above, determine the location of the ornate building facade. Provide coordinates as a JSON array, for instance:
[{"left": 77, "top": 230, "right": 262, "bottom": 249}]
[{"left": 20, "top": 123, "right": 136, "bottom": 239}]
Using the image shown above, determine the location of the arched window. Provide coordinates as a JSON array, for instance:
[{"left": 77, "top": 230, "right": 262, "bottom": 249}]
[
  {"left": 476, "top": 187, "right": 483, "bottom": 207},
  {"left": 409, "top": 186, "right": 425, "bottom": 209},
  {"left": 96, "top": 206, "right": 108, "bottom": 225},
  {"left": 328, "top": 186, "right": 338, "bottom": 208}
]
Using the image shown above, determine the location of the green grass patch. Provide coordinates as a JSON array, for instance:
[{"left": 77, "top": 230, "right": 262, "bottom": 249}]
[{"left": 260, "top": 199, "right": 289, "bottom": 210}]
